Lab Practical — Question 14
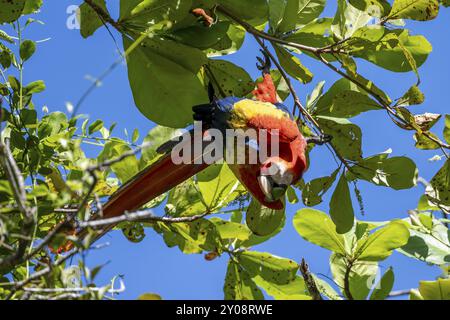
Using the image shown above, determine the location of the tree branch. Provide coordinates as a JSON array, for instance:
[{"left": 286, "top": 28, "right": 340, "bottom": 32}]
[
  {"left": 78, "top": 209, "right": 211, "bottom": 229},
  {"left": 0, "top": 139, "right": 36, "bottom": 270},
  {"left": 299, "top": 258, "right": 322, "bottom": 300}
]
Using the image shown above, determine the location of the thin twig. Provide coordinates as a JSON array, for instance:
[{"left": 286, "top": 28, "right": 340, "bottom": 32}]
[
  {"left": 78, "top": 209, "right": 210, "bottom": 229},
  {"left": 0, "top": 140, "right": 36, "bottom": 270},
  {"left": 388, "top": 289, "right": 412, "bottom": 298}
]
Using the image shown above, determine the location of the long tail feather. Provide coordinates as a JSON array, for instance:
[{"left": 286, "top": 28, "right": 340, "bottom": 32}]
[{"left": 77, "top": 134, "right": 211, "bottom": 242}]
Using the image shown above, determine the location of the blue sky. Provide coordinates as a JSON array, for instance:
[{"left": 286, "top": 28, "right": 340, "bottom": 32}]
[{"left": 14, "top": 1, "right": 450, "bottom": 299}]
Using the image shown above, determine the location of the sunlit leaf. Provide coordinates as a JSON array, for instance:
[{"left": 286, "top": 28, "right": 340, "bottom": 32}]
[
  {"left": 388, "top": 0, "right": 440, "bottom": 21},
  {"left": 355, "top": 221, "right": 410, "bottom": 261},
  {"left": 239, "top": 251, "right": 298, "bottom": 285},
  {"left": 293, "top": 208, "right": 347, "bottom": 254},
  {"left": 330, "top": 253, "right": 379, "bottom": 300},
  {"left": 245, "top": 197, "right": 285, "bottom": 237},
  {"left": 274, "top": 45, "right": 313, "bottom": 84},
  {"left": 417, "top": 279, "right": 450, "bottom": 300},
  {"left": 253, "top": 275, "right": 311, "bottom": 300},
  {"left": 224, "top": 261, "right": 264, "bottom": 300}
]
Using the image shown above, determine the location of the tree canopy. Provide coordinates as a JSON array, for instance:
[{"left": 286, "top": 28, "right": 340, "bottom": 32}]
[{"left": 0, "top": 0, "right": 449, "bottom": 300}]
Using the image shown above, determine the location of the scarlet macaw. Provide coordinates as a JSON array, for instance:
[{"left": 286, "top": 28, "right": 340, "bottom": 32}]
[{"left": 82, "top": 54, "right": 326, "bottom": 238}]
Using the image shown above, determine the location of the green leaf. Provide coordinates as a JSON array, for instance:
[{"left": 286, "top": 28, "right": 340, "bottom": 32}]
[
  {"left": 246, "top": 198, "right": 284, "bottom": 237},
  {"left": 0, "top": 0, "right": 26, "bottom": 23},
  {"left": 417, "top": 279, "right": 450, "bottom": 300},
  {"left": 316, "top": 116, "right": 362, "bottom": 161},
  {"left": 154, "top": 218, "right": 221, "bottom": 254},
  {"left": 315, "top": 89, "right": 381, "bottom": 118},
  {"left": 312, "top": 274, "right": 343, "bottom": 300},
  {"left": 217, "top": 0, "right": 269, "bottom": 27},
  {"left": 206, "top": 24, "right": 246, "bottom": 57},
  {"left": 274, "top": 45, "right": 313, "bottom": 84},
  {"left": 332, "top": 0, "right": 371, "bottom": 39},
  {"left": 349, "top": 151, "right": 418, "bottom": 190},
  {"left": 314, "top": 78, "right": 366, "bottom": 115},
  {"left": 370, "top": 267, "right": 394, "bottom": 300},
  {"left": 140, "top": 125, "right": 183, "bottom": 167},
  {"left": 349, "top": 0, "right": 391, "bottom": 17},
  {"left": 207, "top": 59, "right": 254, "bottom": 97},
  {"left": 301, "top": 168, "right": 338, "bottom": 207},
  {"left": 120, "top": 222, "right": 145, "bottom": 243},
  {"left": 24, "top": 80, "right": 45, "bottom": 94},
  {"left": 293, "top": 208, "right": 347, "bottom": 255},
  {"left": 415, "top": 132, "right": 441, "bottom": 150},
  {"left": 349, "top": 27, "right": 432, "bottom": 73},
  {"left": 23, "top": 0, "right": 43, "bottom": 15},
  {"left": 253, "top": 275, "right": 311, "bottom": 300},
  {"left": 98, "top": 140, "right": 140, "bottom": 183},
  {"left": 285, "top": 18, "right": 334, "bottom": 56},
  {"left": 88, "top": 119, "right": 103, "bottom": 135},
  {"left": 224, "top": 261, "right": 264, "bottom": 300},
  {"left": 169, "top": 22, "right": 230, "bottom": 50},
  {"left": 275, "top": 0, "right": 326, "bottom": 33},
  {"left": 20, "top": 109, "right": 37, "bottom": 128},
  {"left": 124, "top": 36, "right": 208, "bottom": 128},
  {"left": 79, "top": 0, "right": 109, "bottom": 38},
  {"left": 0, "top": 30, "right": 13, "bottom": 43},
  {"left": 388, "top": 0, "right": 440, "bottom": 21},
  {"left": 402, "top": 85, "right": 425, "bottom": 105},
  {"left": 269, "top": 0, "right": 288, "bottom": 31},
  {"left": 355, "top": 221, "right": 410, "bottom": 261},
  {"left": 166, "top": 178, "right": 207, "bottom": 217},
  {"left": 444, "top": 115, "right": 450, "bottom": 144},
  {"left": 197, "top": 164, "right": 242, "bottom": 210},
  {"left": 138, "top": 293, "right": 162, "bottom": 300},
  {"left": 120, "top": 0, "right": 191, "bottom": 27},
  {"left": 19, "top": 40, "right": 36, "bottom": 62},
  {"left": 246, "top": 197, "right": 285, "bottom": 237},
  {"left": 330, "top": 174, "right": 355, "bottom": 234},
  {"left": 399, "top": 214, "right": 450, "bottom": 265},
  {"left": 295, "top": 0, "right": 326, "bottom": 25},
  {"left": 131, "top": 128, "right": 139, "bottom": 143},
  {"left": 427, "top": 160, "right": 450, "bottom": 207},
  {"left": 239, "top": 251, "right": 298, "bottom": 285},
  {"left": 330, "top": 253, "right": 379, "bottom": 300},
  {"left": 210, "top": 218, "right": 252, "bottom": 241},
  {"left": 240, "top": 213, "right": 286, "bottom": 248}
]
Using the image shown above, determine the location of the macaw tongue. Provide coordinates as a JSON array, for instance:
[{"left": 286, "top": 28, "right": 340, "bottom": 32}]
[
  {"left": 271, "top": 186, "right": 287, "bottom": 201},
  {"left": 257, "top": 175, "right": 287, "bottom": 202}
]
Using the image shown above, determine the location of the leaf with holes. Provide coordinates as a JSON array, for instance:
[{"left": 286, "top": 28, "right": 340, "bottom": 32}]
[
  {"left": 224, "top": 261, "right": 264, "bottom": 300},
  {"left": 316, "top": 116, "right": 363, "bottom": 161},
  {"left": 238, "top": 251, "right": 298, "bottom": 285},
  {"left": 207, "top": 59, "right": 254, "bottom": 98},
  {"left": 388, "top": 0, "right": 440, "bottom": 21}
]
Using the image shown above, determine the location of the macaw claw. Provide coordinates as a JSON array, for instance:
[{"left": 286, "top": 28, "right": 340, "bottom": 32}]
[{"left": 256, "top": 49, "right": 271, "bottom": 75}]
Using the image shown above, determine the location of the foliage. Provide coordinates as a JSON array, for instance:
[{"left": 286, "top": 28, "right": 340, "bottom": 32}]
[{"left": 0, "top": 0, "right": 448, "bottom": 300}]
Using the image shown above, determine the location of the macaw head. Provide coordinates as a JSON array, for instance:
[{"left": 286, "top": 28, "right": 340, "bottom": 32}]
[
  {"left": 258, "top": 157, "right": 295, "bottom": 202},
  {"left": 258, "top": 137, "right": 307, "bottom": 204}
]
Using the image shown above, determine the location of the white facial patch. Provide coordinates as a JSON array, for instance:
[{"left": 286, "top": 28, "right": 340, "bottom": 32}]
[{"left": 265, "top": 161, "right": 293, "bottom": 186}]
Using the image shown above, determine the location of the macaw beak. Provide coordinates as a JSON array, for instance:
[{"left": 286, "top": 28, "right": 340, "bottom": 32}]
[{"left": 257, "top": 175, "right": 288, "bottom": 202}]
